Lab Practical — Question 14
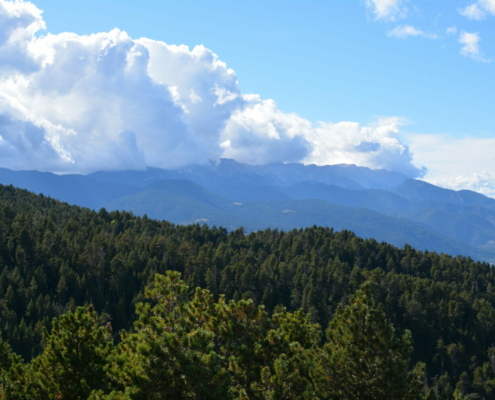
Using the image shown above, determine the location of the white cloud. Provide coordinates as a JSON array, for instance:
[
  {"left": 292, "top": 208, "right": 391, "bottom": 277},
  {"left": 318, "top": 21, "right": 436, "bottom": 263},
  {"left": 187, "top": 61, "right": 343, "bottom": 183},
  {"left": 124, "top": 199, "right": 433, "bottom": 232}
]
[
  {"left": 388, "top": 25, "right": 437, "bottom": 39},
  {"left": 459, "top": 3, "right": 486, "bottom": 19},
  {"left": 219, "top": 97, "right": 312, "bottom": 165},
  {"left": 406, "top": 133, "right": 495, "bottom": 197},
  {"left": 0, "top": 0, "right": 45, "bottom": 72},
  {"left": 0, "top": 0, "right": 423, "bottom": 177},
  {"left": 459, "top": 31, "right": 489, "bottom": 61},
  {"left": 446, "top": 26, "right": 458, "bottom": 35},
  {"left": 459, "top": 0, "right": 495, "bottom": 19},
  {"left": 428, "top": 172, "right": 495, "bottom": 198},
  {"left": 364, "top": 0, "right": 408, "bottom": 21},
  {"left": 305, "top": 117, "right": 424, "bottom": 177},
  {"left": 481, "top": 0, "right": 495, "bottom": 13}
]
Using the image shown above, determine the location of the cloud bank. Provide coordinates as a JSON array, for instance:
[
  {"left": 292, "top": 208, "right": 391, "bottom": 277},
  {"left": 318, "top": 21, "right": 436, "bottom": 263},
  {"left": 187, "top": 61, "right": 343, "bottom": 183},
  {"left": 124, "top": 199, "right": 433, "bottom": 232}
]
[
  {"left": 0, "top": 0, "right": 423, "bottom": 177},
  {"left": 406, "top": 134, "right": 495, "bottom": 198}
]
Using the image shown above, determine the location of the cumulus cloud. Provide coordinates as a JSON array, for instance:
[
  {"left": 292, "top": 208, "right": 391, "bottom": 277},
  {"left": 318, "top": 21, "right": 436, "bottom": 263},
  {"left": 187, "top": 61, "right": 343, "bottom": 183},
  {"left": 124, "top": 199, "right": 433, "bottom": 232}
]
[
  {"left": 0, "top": 0, "right": 44, "bottom": 73},
  {"left": 305, "top": 117, "right": 424, "bottom": 177},
  {"left": 0, "top": 0, "right": 423, "bottom": 177},
  {"left": 459, "top": 0, "right": 495, "bottom": 19},
  {"left": 364, "top": 0, "right": 408, "bottom": 21},
  {"left": 388, "top": 25, "right": 437, "bottom": 39},
  {"left": 459, "top": 3, "right": 486, "bottom": 19},
  {"left": 459, "top": 31, "right": 489, "bottom": 61}
]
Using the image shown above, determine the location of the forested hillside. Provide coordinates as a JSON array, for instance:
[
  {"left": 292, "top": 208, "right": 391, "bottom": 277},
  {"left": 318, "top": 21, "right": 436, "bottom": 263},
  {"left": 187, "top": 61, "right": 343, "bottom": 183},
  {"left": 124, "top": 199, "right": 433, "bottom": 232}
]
[
  {"left": 1, "top": 184, "right": 495, "bottom": 398},
  {"left": 4, "top": 163, "right": 495, "bottom": 262}
]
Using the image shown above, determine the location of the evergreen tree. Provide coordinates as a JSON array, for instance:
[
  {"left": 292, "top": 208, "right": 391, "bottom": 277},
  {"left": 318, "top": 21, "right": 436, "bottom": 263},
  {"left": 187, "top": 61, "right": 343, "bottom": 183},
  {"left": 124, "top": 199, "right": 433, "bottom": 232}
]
[
  {"left": 17, "top": 306, "right": 112, "bottom": 400},
  {"left": 315, "top": 284, "right": 423, "bottom": 400}
]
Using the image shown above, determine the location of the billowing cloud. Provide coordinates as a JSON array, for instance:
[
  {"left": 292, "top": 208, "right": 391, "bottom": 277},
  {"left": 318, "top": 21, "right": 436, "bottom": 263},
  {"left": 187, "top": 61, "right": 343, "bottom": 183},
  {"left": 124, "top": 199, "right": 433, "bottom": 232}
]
[
  {"left": 388, "top": 25, "right": 437, "bottom": 39},
  {"left": 364, "top": 0, "right": 408, "bottom": 21},
  {"left": 0, "top": 0, "right": 423, "bottom": 177},
  {"left": 459, "top": 31, "right": 489, "bottom": 61},
  {"left": 0, "top": 0, "right": 44, "bottom": 72},
  {"left": 306, "top": 117, "right": 425, "bottom": 178}
]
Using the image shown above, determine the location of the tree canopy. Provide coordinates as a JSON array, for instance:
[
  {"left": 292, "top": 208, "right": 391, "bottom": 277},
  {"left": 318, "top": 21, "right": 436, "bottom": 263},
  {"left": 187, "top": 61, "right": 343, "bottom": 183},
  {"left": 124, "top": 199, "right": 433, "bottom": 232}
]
[{"left": 1, "top": 184, "right": 495, "bottom": 398}]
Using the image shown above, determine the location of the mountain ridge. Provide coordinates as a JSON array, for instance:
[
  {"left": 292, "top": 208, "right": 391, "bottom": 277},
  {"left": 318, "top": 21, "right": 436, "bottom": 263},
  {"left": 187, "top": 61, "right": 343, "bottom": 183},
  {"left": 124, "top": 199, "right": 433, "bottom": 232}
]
[{"left": 1, "top": 160, "right": 495, "bottom": 262}]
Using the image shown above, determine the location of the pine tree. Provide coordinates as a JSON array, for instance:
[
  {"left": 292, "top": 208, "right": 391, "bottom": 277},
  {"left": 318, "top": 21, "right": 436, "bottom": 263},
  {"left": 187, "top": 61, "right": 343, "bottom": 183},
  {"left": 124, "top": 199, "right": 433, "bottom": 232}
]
[
  {"left": 18, "top": 306, "right": 112, "bottom": 400},
  {"left": 315, "top": 283, "right": 423, "bottom": 400}
]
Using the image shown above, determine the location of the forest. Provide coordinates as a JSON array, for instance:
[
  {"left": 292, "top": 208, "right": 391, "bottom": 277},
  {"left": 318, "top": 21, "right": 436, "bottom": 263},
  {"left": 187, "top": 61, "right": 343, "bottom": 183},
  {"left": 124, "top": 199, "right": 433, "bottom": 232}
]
[{"left": 1, "top": 183, "right": 495, "bottom": 398}]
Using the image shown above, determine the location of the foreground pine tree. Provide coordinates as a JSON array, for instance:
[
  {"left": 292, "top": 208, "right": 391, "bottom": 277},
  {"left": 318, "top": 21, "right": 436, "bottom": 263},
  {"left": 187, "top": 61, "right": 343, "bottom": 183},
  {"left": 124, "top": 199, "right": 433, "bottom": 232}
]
[
  {"left": 1, "top": 273, "right": 424, "bottom": 399},
  {"left": 104, "top": 271, "right": 321, "bottom": 399},
  {"left": 6, "top": 306, "right": 112, "bottom": 400},
  {"left": 314, "top": 284, "right": 424, "bottom": 400}
]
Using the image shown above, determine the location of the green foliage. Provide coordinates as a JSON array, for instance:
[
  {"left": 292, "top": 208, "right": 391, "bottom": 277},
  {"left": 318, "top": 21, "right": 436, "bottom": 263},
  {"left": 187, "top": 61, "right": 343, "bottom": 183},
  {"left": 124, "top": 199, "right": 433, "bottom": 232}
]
[
  {"left": 107, "top": 271, "right": 228, "bottom": 399},
  {"left": 314, "top": 284, "right": 422, "bottom": 399},
  {"left": 2, "top": 184, "right": 495, "bottom": 398},
  {"left": 106, "top": 271, "right": 321, "bottom": 399},
  {"left": 8, "top": 306, "right": 112, "bottom": 400},
  {"left": 0, "top": 271, "right": 419, "bottom": 399}
]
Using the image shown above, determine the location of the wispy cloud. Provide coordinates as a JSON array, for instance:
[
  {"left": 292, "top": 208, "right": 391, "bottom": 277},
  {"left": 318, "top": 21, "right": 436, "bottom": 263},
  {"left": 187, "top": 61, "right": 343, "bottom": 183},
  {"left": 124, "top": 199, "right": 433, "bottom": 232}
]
[
  {"left": 459, "top": 3, "right": 486, "bottom": 20},
  {"left": 388, "top": 25, "right": 437, "bottom": 39},
  {"left": 407, "top": 134, "right": 495, "bottom": 197},
  {"left": 459, "top": 31, "right": 490, "bottom": 61},
  {"left": 364, "top": 0, "right": 408, "bottom": 21},
  {"left": 459, "top": 0, "right": 495, "bottom": 19},
  {"left": 446, "top": 26, "right": 457, "bottom": 35}
]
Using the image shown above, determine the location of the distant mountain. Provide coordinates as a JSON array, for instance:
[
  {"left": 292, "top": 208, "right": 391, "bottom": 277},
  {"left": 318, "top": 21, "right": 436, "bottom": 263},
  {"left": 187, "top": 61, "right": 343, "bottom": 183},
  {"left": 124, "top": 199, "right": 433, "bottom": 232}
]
[
  {"left": 106, "top": 179, "right": 254, "bottom": 229},
  {"left": 392, "top": 179, "right": 495, "bottom": 209},
  {"left": 88, "top": 158, "right": 410, "bottom": 193},
  {"left": 105, "top": 177, "right": 493, "bottom": 260},
  {"left": 0, "top": 167, "right": 138, "bottom": 209},
  {"left": 285, "top": 181, "right": 495, "bottom": 248},
  {"left": 2, "top": 160, "right": 495, "bottom": 262}
]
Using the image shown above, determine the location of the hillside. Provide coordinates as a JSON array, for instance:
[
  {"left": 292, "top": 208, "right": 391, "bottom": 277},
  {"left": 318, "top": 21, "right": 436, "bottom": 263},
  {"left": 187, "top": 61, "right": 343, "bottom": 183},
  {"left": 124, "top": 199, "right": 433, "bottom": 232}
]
[
  {"left": 3, "top": 161, "right": 495, "bottom": 262},
  {"left": 1, "top": 184, "right": 495, "bottom": 398}
]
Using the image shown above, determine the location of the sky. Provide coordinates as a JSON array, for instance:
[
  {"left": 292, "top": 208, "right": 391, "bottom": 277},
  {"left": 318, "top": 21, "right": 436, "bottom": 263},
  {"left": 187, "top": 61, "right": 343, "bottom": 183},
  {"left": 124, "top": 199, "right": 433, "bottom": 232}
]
[{"left": 0, "top": 0, "right": 494, "bottom": 195}]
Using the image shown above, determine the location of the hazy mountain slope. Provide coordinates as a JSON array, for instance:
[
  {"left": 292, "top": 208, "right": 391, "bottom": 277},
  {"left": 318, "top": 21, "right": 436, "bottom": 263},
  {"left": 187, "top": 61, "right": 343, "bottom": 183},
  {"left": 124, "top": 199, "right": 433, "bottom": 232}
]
[
  {"left": 286, "top": 181, "right": 495, "bottom": 247},
  {"left": 226, "top": 199, "right": 482, "bottom": 257},
  {"left": 104, "top": 178, "right": 492, "bottom": 260},
  {"left": 3, "top": 162, "right": 495, "bottom": 261},
  {"left": 249, "top": 161, "right": 409, "bottom": 189},
  {"left": 286, "top": 182, "right": 411, "bottom": 213},
  {"left": 88, "top": 158, "right": 410, "bottom": 192},
  {"left": 397, "top": 209, "right": 495, "bottom": 247},
  {"left": 0, "top": 168, "right": 139, "bottom": 209},
  {"left": 392, "top": 179, "right": 495, "bottom": 209},
  {"left": 106, "top": 179, "right": 255, "bottom": 229}
]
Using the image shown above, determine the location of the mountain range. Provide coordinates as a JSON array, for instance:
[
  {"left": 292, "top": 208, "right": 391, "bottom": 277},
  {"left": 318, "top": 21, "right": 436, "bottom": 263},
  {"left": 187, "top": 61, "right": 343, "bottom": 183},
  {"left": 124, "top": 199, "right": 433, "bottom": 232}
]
[{"left": 2, "top": 159, "right": 495, "bottom": 262}]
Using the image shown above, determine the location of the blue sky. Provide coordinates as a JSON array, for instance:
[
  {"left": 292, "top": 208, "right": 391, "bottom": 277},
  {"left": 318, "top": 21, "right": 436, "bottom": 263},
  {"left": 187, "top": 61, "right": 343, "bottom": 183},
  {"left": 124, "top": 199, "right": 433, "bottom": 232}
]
[
  {"left": 33, "top": 0, "right": 494, "bottom": 135},
  {"left": 1, "top": 0, "right": 495, "bottom": 194}
]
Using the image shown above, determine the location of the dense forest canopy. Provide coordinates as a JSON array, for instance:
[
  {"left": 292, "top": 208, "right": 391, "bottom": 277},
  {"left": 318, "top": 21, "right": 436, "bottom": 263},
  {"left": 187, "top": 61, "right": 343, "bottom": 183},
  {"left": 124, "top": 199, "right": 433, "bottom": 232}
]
[{"left": 1, "top": 184, "right": 495, "bottom": 398}]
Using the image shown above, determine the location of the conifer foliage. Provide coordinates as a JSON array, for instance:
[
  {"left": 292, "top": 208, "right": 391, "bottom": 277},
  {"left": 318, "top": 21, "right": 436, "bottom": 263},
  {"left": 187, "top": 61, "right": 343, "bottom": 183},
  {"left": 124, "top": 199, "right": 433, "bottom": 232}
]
[
  {"left": 1, "top": 184, "right": 495, "bottom": 397},
  {"left": 2, "top": 272, "right": 420, "bottom": 399}
]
